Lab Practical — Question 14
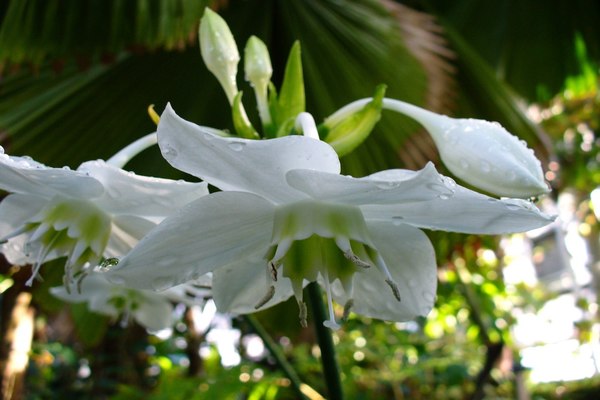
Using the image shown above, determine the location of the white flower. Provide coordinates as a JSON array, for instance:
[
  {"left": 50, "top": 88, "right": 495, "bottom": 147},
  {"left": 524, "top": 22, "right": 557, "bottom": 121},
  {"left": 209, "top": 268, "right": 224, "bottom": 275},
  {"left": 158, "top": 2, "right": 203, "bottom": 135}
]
[
  {"left": 50, "top": 272, "right": 210, "bottom": 331},
  {"left": 108, "top": 105, "right": 554, "bottom": 329},
  {"left": 0, "top": 145, "right": 208, "bottom": 287}
]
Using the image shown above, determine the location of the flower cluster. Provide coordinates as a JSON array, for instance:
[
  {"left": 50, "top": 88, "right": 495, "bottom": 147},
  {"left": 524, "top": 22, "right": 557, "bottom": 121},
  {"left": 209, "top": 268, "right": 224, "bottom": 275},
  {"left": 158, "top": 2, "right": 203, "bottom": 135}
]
[{"left": 0, "top": 9, "right": 554, "bottom": 331}]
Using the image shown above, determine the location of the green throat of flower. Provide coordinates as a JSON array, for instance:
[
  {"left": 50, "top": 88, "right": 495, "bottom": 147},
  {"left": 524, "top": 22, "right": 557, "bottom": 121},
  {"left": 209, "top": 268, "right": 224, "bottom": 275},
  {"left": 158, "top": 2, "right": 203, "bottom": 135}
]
[
  {"left": 262, "top": 200, "right": 401, "bottom": 329},
  {"left": 3, "top": 197, "right": 111, "bottom": 289}
]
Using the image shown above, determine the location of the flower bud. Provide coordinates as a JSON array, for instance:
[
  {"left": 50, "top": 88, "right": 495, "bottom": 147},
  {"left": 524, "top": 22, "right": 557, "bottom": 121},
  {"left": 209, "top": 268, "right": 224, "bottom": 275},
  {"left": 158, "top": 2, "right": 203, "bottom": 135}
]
[
  {"left": 244, "top": 36, "right": 272, "bottom": 125},
  {"left": 420, "top": 113, "right": 549, "bottom": 198},
  {"left": 199, "top": 8, "right": 240, "bottom": 104},
  {"left": 244, "top": 36, "right": 272, "bottom": 91}
]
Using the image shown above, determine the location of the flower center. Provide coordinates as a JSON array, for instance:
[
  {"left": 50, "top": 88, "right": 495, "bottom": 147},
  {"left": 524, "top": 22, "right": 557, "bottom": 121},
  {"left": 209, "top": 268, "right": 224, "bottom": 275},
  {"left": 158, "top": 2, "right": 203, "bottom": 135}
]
[
  {"left": 260, "top": 200, "right": 400, "bottom": 329},
  {"left": 4, "top": 196, "right": 112, "bottom": 288}
]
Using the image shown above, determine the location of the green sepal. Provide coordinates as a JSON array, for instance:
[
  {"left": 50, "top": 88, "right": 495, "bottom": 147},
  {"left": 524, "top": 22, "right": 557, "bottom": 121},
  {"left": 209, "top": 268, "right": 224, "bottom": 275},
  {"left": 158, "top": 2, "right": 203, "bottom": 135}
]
[
  {"left": 275, "top": 117, "right": 297, "bottom": 138},
  {"left": 274, "top": 41, "right": 305, "bottom": 129},
  {"left": 265, "top": 82, "right": 279, "bottom": 138},
  {"left": 322, "top": 84, "right": 387, "bottom": 157},
  {"left": 232, "top": 91, "right": 260, "bottom": 139}
]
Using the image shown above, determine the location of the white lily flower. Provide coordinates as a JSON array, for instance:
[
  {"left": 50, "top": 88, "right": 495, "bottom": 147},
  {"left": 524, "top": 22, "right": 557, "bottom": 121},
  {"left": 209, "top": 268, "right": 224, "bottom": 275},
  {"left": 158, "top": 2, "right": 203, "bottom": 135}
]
[
  {"left": 109, "top": 105, "right": 554, "bottom": 329},
  {"left": 0, "top": 142, "right": 208, "bottom": 287},
  {"left": 50, "top": 272, "right": 210, "bottom": 332}
]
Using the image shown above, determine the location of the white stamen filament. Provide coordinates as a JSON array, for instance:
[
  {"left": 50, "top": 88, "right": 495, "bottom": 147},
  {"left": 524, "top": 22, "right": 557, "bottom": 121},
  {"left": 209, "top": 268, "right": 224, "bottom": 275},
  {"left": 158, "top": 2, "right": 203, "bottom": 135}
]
[
  {"left": 322, "top": 271, "right": 340, "bottom": 330},
  {"left": 295, "top": 112, "right": 320, "bottom": 140},
  {"left": 374, "top": 254, "right": 401, "bottom": 302},
  {"left": 106, "top": 132, "right": 158, "bottom": 169},
  {"left": 25, "top": 233, "right": 60, "bottom": 287}
]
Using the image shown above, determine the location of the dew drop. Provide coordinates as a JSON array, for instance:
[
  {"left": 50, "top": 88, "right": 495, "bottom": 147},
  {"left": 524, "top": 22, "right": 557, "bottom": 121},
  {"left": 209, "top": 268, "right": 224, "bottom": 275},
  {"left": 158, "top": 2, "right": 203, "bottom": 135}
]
[
  {"left": 392, "top": 216, "right": 404, "bottom": 226},
  {"left": 459, "top": 160, "right": 469, "bottom": 170},
  {"left": 157, "top": 257, "right": 176, "bottom": 267},
  {"left": 152, "top": 276, "right": 174, "bottom": 291},
  {"left": 438, "top": 193, "right": 451, "bottom": 200},
  {"left": 442, "top": 176, "right": 457, "bottom": 189},
  {"left": 375, "top": 181, "right": 398, "bottom": 190},
  {"left": 421, "top": 290, "right": 435, "bottom": 304},
  {"left": 507, "top": 170, "right": 516, "bottom": 181},
  {"left": 109, "top": 275, "right": 126, "bottom": 285},
  {"left": 228, "top": 142, "right": 245, "bottom": 151},
  {"left": 162, "top": 145, "right": 178, "bottom": 158},
  {"left": 408, "top": 278, "right": 417, "bottom": 288}
]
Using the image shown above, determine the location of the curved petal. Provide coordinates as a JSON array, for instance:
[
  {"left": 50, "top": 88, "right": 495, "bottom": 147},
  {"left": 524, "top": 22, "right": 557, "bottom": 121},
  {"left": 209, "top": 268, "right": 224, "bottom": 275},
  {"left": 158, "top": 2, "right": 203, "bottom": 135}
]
[
  {"left": 50, "top": 274, "right": 118, "bottom": 317},
  {"left": 134, "top": 294, "right": 174, "bottom": 331},
  {"left": 286, "top": 162, "right": 451, "bottom": 205},
  {"left": 212, "top": 262, "right": 295, "bottom": 314},
  {"left": 106, "top": 215, "right": 158, "bottom": 257},
  {"left": 362, "top": 185, "right": 555, "bottom": 234},
  {"left": 335, "top": 221, "right": 437, "bottom": 321},
  {"left": 0, "top": 193, "right": 47, "bottom": 264},
  {"left": 0, "top": 154, "right": 104, "bottom": 198},
  {"left": 157, "top": 104, "right": 340, "bottom": 204},
  {"left": 78, "top": 160, "right": 209, "bottom": 217},
  {"left": 108, "top": 191, "right": 275, "bottom": 290}
]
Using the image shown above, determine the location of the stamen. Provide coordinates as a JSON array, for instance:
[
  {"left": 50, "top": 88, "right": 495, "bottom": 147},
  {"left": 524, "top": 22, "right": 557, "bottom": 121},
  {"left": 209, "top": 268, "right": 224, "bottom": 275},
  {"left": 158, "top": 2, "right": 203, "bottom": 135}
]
[
  {"left": 267, "top": 260, "right": 279, "bottom": 281},
  {"left": 335, "top": 237, "right": 371, "bottom": 268},
  {"left": 385, "top": 279, "right": 402, "bottom": 302},
  {"left": 295, "top": 112, "right": 320, "bottom": 140},
  {"left": 375, "top": 254, "right": 401, "bottom": 302},
  {"left": 298, "top": 300, "right": 308, "bottom": 328},
  {"left": 147, "top": 104, "right": 160, "bottom": 125},
  {"left": 343, "top": 299, "right": 354, "bottom": 321},
  {"left": 254, "top": 285, "right": 275, "bottom": 309},
  {"left": 343, "top": 252, "right": 371, "bottom": 269},
  {"left": 322, "top": 271, "right": 340, "bottom": 330},
  {"left": 25, "top": 233, "right": 59, "bottom": 287}
]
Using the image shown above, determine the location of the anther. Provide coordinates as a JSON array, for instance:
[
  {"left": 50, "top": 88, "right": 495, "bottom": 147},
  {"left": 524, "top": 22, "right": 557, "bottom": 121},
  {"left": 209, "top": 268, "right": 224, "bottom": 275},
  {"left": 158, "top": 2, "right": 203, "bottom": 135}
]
[
  {"left": 385, "top": 279, "right": 402, "bottom": 302},
  {"left": 267, "top": 260, "right": 279, "bottom": 281},
  {"left": 298, "top": 300, "right": 308, "bottom": 328},
  {"left": 343, "top": 299, "right": 354, "bottom": 321},
  {"left": 255, "top": 285, "right": 275, "bottom": 309},
  {"left": 343, "top": 251, "right": 371, "bottom": 269},
  {"left": 147, "top": 104, "right": 160, "bottom": 125}
]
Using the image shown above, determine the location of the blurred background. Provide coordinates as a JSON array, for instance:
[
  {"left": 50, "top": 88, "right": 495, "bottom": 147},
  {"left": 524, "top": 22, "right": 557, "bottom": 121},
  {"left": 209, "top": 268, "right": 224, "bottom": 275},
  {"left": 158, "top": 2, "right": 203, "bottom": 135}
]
[{"left": 1, "top": 0, "right": 599, "bottom": 399}]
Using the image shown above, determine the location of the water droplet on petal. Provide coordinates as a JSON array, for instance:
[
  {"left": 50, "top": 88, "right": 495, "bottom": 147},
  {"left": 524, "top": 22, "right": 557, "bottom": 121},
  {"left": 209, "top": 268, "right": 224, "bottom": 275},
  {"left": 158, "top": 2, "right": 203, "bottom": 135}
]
[
  {"left": 459, "top": 160, "right": 469, "bottom": 170},
  {"left": 109, "top": 275, "right": 126, "bottom": 285},
  {"left": 421, "top": 290, "right": 435, "bottom": 304},
  {"left": 392, "top": 216, "right": 404, "bottom": 226},
  {"left": 152, "top": 276, "right": 174, "bottom": 291},
  {"left": 162, "top": 145, "right": 178, "bottom": 158},
  {"left": 228, "top": 142, "right": 245, "bottom": 151}
]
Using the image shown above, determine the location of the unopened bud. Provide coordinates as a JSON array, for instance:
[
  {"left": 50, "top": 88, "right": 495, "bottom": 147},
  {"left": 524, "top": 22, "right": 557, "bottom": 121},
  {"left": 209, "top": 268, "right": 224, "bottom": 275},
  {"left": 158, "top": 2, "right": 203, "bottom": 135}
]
[{"left": 199, "top": 8, "right": 240, "bottom": 104}]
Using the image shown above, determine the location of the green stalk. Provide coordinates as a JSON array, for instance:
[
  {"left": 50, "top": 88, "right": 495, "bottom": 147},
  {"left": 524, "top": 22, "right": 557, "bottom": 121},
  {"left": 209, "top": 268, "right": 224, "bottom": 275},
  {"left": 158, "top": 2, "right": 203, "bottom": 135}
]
[
  {"left": 244, "top": 314, "right": 309, "bottom": 400},
  {"left": 306, "top": 282, "right": 344, "bottom": 400}
]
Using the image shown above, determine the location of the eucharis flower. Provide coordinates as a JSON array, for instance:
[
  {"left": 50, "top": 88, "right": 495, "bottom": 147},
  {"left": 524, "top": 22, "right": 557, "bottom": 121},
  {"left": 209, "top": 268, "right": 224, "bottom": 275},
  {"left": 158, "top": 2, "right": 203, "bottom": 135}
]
[
  {"left": 108, "top": 106, "right": 553, "bottom": 329},
  {"left": 50, "top": 271, "right": 210, "bottom": 331},
  {"left": 0, "top": 138, "right": 208, "bottom": 288}
]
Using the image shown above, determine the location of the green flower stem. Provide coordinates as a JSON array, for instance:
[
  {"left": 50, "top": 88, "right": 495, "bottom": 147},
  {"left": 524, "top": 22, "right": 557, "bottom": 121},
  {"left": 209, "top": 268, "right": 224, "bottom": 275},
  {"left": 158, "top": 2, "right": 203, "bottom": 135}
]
[
  {"left": 244, "top": 314, "right": 310, "bottom": 400},
  {"left": 306, "top": 282, "right": 344, "bottom": 400}
]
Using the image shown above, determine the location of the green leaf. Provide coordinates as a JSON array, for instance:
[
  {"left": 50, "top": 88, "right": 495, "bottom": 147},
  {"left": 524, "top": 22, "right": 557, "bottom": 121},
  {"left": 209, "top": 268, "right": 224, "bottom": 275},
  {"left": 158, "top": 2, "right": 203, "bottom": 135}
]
[
  {"left": 70, "top": 302, "right": 110, "bottom": 347},
  {"left": 274, "top": 41, "right": 305, "bottom": 134}
]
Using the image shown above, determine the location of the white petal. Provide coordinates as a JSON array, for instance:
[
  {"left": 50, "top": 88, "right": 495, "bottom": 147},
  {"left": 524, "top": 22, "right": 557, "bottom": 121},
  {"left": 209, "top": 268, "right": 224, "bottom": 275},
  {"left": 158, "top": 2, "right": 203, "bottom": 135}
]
[
  {"left": 157, "top": 104, "right": 340, "bottom": 204},
  {"left": 212, "top": 262, "right": 295, "bottom": 314},
  {"left": 362, "top": 185, "right": 555, "bottom": 234},
  {"left": 0, "top": 154, "right": 104, "bottom": 198},
  {"left": 0, "top": 193, "right": 47, "bottom": 264},
  {"left": 286, "top": 162, "right": 447, "bottom": 205},
  {"left": 335, "top": 221, "right": 437, "bottom": 321},
  {"left": 50, "top": 273, "right": 115, "bottom": 316},
  {"left": 78, "top": 160, "right": 208, "bottom": 217},
  {"left": 108, "top": 191, "right": 275, "bottom": 290},
  {"left": 106, "top": 215, "right": 158, "bottom": 257},
  {"left": 134, "top": 294, "right": 174, "bottom": 331}
]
